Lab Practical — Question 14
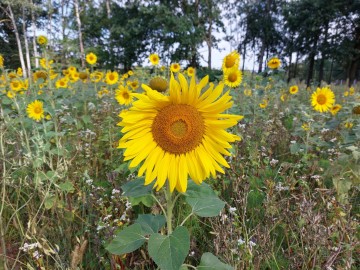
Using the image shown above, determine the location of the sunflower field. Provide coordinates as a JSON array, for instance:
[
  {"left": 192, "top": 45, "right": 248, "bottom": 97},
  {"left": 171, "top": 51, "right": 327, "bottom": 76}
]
[{"left": 1, "top": 1, "right": 360, "bottom": 270}]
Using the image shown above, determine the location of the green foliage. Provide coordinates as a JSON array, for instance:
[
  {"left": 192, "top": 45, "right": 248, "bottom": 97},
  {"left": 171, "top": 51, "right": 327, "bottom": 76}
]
[{"left": 197, "top": 252, "right": 234, "bottom": 270}]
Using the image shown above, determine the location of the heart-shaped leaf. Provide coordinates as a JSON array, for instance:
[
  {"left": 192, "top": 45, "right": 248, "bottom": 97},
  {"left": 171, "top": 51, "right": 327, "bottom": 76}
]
[
  {"left": 185, "top": 181, "right": 225, "bottom": 217},
  {"left": 106, "top": 223, "right": 146, "bottom": 255},
  {"left": 135, "top": 214, "right": 166, "bottom": 234},
  {"left": 148, "top": 226, "right": 190, "bottom": 270},
  {"left": 121, "top": 177, "right": 153, "bottom": 198},
  {"left": 197, "top": 252, "right": 234, "bottom": 270}
]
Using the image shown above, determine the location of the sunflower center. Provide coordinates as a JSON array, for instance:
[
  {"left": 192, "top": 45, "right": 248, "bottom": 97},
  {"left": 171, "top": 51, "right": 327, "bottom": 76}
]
[
  {"left": 109, "top": 74, "right": 115, "bottom": 80},
  {"left": 317, "top": 94, "right": 327, "bottom": 105},
  {"left": 122, "top": 92, "right": 129, "bottom": 99},
  {"left": 34, "top": 107, "right": 42, "bottom": 114},
  {"left": 152, "top": 104, "right": 205, "bottom": 154},
  {"left": 228, "top": 72, "right": 237, "bottom": 82}
]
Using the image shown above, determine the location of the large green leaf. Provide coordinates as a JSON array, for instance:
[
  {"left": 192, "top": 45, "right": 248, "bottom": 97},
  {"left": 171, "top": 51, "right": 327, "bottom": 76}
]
[
  {"left": 135, "top": 214, "right": 166, "bottom": 234},
  {"left": 197, "top": 252, "right": 234, "bottom": 270},
  {"left": 106, "top": 224, "right": 146, "bottom": 255},
  {"left": 148, "top": 226, "right": 190, "bottom": 270},
  {"left": 121, "top": 177, "right": 153, "bottom": 198},
  {"left": 185, "top": 181, "right": 225, "bottom": 217}
]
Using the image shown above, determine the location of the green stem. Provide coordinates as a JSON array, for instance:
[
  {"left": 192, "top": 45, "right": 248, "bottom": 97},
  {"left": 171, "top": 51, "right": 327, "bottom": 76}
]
[{"left": 165, "top": 185, "right": 174, "bottom": 235}]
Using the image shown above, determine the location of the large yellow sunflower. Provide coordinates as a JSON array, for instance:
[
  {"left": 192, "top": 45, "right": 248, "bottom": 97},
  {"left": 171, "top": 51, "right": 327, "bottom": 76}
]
[
  {"left": 222, "top": 51, "right": 240, "bottom": 72},
  {"left": 311, "top": 87, "right": 335, "bottom": 113},
  {"left": 170, "top": 63, "right": 181, "bottom": 73},
  {"left": 224, "top": 68, "right": 242, "bottom": 88},
  {"left": 26, "top": 100, "right": 45, "bottom": 122},
  {"left": 117, "top": 73, "right": 243, "bottom": 193}
]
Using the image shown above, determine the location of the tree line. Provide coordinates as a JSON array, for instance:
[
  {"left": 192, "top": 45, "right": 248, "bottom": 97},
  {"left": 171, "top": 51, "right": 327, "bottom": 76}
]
[{"left": 1, "top": 0, "right": 359, "bottom": 86}]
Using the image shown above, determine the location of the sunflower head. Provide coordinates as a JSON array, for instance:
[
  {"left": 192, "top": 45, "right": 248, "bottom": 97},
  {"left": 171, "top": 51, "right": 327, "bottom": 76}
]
[
  {"left": 37, "top": 35, "right": 48, "bottom": 46},
  {"left": 118, "top": 73, "right": 243, "bottom": 192},
  {"left": 224, "top": 68, "right": 242, "bottom": 88},
  {"left": 222, "top": 51, "right": 240, "bottom": 71},
  {"left": 311, "top": 87, "right": 335, "bottom": 113},
  {"left": 170, "top": 63, "right": 181, "bottom": 73},
  {"left": 267, "top": 57, "right": 281, "bottom": 69},
  {"left": 10, "top": 80, "right": 23, "bottom": 92},
  {"left": 187, "top": 67, "right": 195, "bottom": 77},
  {"left": 244, "top": 89, "right": 252, "bottom": 97},
  {"left": 0, "top": 54, "right": 4, "bottom": 68},
  {"left": 149, "top": 53, "right": 160, "bottom": 65},
  {"left": 330, "top": 104, "right": 342, "bottom": 116},
  {"left": 149, "top": 76, "right": 168, "bottom": 92},
  {"left": 289, "top": 85, "right": 298, "bottom": 94},
  {"left": 115, "top": 86, "right": 133, "bottom": 105},
  {"left": 79, "top": 71, "right": 89, "bottom": 81},
  {"left": 352, "top": 105, "right": 360, "bottom": 115},
  {"left": 86, "top": 52, "right": 97, "bottom": 65},
  {"left": 106, "top": 71, "right": 119, "bottom": 85},
  {"left": 26, "top": 100, "right": 45, "bottom": 122}
]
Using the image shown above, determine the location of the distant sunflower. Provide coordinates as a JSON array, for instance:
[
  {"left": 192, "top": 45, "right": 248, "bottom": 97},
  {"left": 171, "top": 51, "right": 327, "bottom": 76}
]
[
  {"left": 311, "top": 87, "right": 335, "bottom": 113},
  {"left": 289, "top": 85, "right": 298, "bottom": 94},
  {"left": 267, "top": 57, "right": 281, "bottom": 69},
  {"left": 330, "top": 104, "right": 342, "bottom": 116},
  {"left": 86, "top": 53, "right": 97, "bottom": 65},
  {"left": 224, "top": 68, "right": 242, "bottom": 88},
  {"left": 352, "top": 105, "right": 360, "bottom": 115},
  {"left": 244, "top": 89, "right": 252, "bottom": 97},
  {"left": 56, "top": 78, "right": 68, "bottom": 89},
  {"left": 118, "top": 73, "right": 243, "bottom": 192},
  {"left": 280, "top": 94, "right": 287, "bottom": 102},
  {"left": 149, "top": 53, "right": 160, "bottom": 65},
  {"left": 37, "top": 35, "right": 48, "bottom": 46},
  {"left": 26, "top": 100, "right": 44, "bottom": 122},
  {"left": 149, "top": 76, "right": 168, "bottom": 92},
  {"left": 33, "top": 70, "right": 48, "bottom": 82},
  {"left": 170, "top": 63, "right": 181, "bottom": 73},
  {"left": 115, "top": 86, "right": 133, "bottom": 105},
  {"left": 106, "top": 71, "right": 119, "bottom": 85},
  {"left": 301, "top": 123, "right": 310, "bottom": 131},
  {"left": 7, "top": 91, "right": 15, "bottom": 99},
  {"left": 10, "top": 80, "right": 23, "bottom": 92},
  {"left": 0, "top": 54, "right": 4, "bottom": 68},
  {"left": 259, "top": 99, "right": 268, "bottom": 108},
  {"left": 187, "top": 67, "right": 195, "bottom": 77},
  {"left": 222, "top": 51, "right": 240, "bottom": 72},
  {"left": 90, "top": 71, "right": 103, "bottom": 83},
  {"left": 129, "top": 80, "right": 139, "bottom": 90}
]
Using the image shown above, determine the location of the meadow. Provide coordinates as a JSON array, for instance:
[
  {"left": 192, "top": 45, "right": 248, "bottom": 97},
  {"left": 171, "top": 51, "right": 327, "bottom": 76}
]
[{"left": 0, "top": 45, "right": 359, "bottom": 270}]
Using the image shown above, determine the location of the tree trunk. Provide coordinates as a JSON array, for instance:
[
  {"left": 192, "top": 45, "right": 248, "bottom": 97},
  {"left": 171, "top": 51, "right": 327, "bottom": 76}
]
[
  {"left": 7, "top": 5, "right": 27, "bottom": 77},
  {"left": 306, "top": 37, "right": 318, "bottom": 88},
  {"left": 257, "top": 42, "right": 266, "bottom": 73},
  {"left": 294, "top": 52, "right": 299, "bottom": 78},
  {"left": 287, "top": 52, "right": 292, "bottom": 83},
  {"left": 22, "top": 5, "right": 31, "bottom": 78},
  {"left": 241, "top": 42, "right": 246, "bottom": 72},
  {"left": 30, "top": 0, "right": 39, "bottom": 68},
  {"left": 105, "top": 0, "right": 111, "bottom": 18},
  {"left": 206, "top": 20, "right": 212, "bottom": 70},
  {"left": 74, "top": 0, "right": 85, "bottom": 68},
  {"left": 318, "top": 22, "right": 329, "bottom": 86},
  {"left": 347, "top": 27, "right": 360, "bottom": 86}
]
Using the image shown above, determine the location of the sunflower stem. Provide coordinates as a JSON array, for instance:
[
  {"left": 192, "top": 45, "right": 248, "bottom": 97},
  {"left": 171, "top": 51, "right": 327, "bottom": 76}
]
[{"left": 165, "top": 185, "right": 174, "bottom": 235}]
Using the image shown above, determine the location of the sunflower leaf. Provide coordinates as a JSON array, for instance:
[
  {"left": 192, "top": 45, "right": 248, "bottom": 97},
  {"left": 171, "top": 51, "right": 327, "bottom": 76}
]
[
  {"left": 197, "top": 252, "right": 234, "bottom": 270},
  {"left": 148, "top": 226, "right": 190, "bottom": 270},
  {"left": 121, "top": 177, "right": 153, "bottom": 198},
  {"left": 134, "top": 214, "right": 166, "bottom": 234},
  {"left": 106, "top": 223, "right": 146, "bottom": 255},
  {"left": 184, "top": 181, "right": 225, "bottom": 217}
]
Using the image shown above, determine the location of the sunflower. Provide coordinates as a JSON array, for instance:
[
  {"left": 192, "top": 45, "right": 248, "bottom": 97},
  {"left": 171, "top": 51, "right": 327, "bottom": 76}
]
[
  {"left": 37, "top": 35, "right": 48, "bottom": 46},
  {"left": 26, "top": 100, "right": 45, "bottom": 122},
  {"left": 301, "top": 123, "right": 310, "bottom": 131},
  {"left": 267, "top": 57, "right": 281, "bottom": 69},
  {"left": 40, "top": 58, "right": 54, "bottom": 69},
  {"left": 244, "top": 89, "right": 252, "bottom": 97},
  {"left": 56, "top": 78, "right": 68, "bottom": 89},
  {"left": 259, "top": 99, "right": 268, "bottom": 108},
  {"left": 67, "top": 66, "right": 77, "bottom": 74},
  {"left": 106, "top": 71, "right": 119, "bottom": 85},
  {"left": 170, "top": 63, "right": 181, "bottom": 73},
  {"left": 7, "top": 91, "right": 15, "bottom": 99},
  {"left": 33, "top": 70, "right": 48, "bottom": 82},
  {"left": 311, "top": 87, "right": 335, "bottom": 113},
  {"left": 289, "top": 85, "right": 298, "bottom": 94},
  {"left": 115, "top": 86, "right": 133, "bottom": 105},
  {"left": 90, "top": 71, "right": 103, "bottom": 83},
  {"left": 280, "top": 94, "right": 287, "bottom": 102},
  {"left": 330, "top": 104, "right": 342, "bottom": 116},
  {"left": 117, "top": 73, "right": 243, "bottom": 192},
  {"left": 129, "top": 80, "right": 139, "bottom": 90},
  {"left": 149, "top": 76, "right": 168, "bottom": 92},
  {"left": 344, "top": 121, "right": 353, "bottom": 129},
  {"left": 224, "top": 68, "right": 242, "bottom": 88},
  {"left": 349, "top": 86, "right": 355, "bottom": 96},
  {"left": 0, "top": 54, "right": 4, "bottom": 68},
  {"left": 17, "top": 68, "right": 23, "bottom": 76},
  {"left": 187, "top": 67, "right": 195, "bottom": 77},
  {"left": 79, "top": 71, "right": 89, "bottom": 81},
  {"left": 149, "top": 53, "right": 160, "bottom": 65},
  {"left": 10, "top": 80, "right": 23, "bottom": 92},
  {"left": 86, "top": 53, "right": 97, "bottom": 65},
  {"left": 222, "top": 51, "right": 240, "bottom": 72},
  {"left": 352, "top": 105, "right": 360, "bottom": 115}
]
